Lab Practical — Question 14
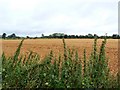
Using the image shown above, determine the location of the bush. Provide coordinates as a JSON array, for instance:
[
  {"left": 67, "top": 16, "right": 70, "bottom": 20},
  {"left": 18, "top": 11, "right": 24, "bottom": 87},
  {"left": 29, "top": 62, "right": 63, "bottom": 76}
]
[{"left": 1, "top": 38, "right": 119, "bottom": 89}]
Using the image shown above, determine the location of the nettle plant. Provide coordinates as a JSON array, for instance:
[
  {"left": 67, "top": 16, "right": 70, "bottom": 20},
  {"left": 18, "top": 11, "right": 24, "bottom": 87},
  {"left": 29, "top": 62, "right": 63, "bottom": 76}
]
[{"left": 2, "top": 37, "right": 119, "bottom": 89}]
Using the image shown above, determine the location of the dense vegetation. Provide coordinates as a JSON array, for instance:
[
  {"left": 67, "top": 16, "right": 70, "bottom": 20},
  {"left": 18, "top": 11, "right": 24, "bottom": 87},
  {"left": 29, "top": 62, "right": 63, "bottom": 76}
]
[{"left": 1, "top": 37, "right": 119, "bottom": 89}]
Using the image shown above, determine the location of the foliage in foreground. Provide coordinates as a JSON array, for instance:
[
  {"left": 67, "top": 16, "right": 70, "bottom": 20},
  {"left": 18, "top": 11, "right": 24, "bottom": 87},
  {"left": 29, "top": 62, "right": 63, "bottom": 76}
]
[{"left": 2, "top": 38, "right": 119, "bottom": 88}]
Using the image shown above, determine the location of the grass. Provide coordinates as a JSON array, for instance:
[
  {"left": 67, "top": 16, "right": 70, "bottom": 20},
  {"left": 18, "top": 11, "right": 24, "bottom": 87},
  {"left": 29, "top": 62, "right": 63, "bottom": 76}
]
[{"left": 1, "top": 37, "right": 119, "bottom": 89}]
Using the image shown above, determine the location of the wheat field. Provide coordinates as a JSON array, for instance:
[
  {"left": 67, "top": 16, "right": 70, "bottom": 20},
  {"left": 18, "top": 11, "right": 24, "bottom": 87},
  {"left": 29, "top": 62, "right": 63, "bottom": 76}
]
[{"left": 2, "top": 39, "right": 118, "bottom": 76}]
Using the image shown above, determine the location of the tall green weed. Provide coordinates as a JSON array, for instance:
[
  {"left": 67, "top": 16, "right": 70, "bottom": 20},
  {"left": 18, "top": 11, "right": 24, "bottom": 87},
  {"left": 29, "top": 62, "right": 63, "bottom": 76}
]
[{"left": 1, "top": 38, "right": 119, "bottom": 89}]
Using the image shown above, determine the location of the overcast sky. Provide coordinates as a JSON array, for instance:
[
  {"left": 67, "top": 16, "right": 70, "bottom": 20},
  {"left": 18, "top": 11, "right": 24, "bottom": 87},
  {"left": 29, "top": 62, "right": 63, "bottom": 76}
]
[{"left": 0, "top": 0, "right": 118, "bottom": 37}]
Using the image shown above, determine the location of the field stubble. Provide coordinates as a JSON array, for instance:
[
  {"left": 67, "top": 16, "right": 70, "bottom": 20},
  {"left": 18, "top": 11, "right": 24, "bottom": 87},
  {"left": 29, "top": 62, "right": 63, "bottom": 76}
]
[{"left": 2, "top": 39, "right": 118, "bottom": 76}]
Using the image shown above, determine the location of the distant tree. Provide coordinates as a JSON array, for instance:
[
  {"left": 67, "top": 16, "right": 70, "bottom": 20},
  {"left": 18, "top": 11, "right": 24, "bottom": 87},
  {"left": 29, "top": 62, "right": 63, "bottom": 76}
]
[
  {"left": 52, "top": 33, "right": 57, "bottom": 38},
  {"left": 94, "top": 34, "right": 98, "bottom": 38},
  {"left": 79, "top": 35, "right": 84, "bottom": 38},
  {"left": 112, "top": 34, "right": 119, "bottom": 39},
  {"left": 12, "top": 33, "right": 16, "bottom": 38},
  {"left": 49, "top": 35, "right": 52, "bottom": 38},
  {"left": 64, "top": 34, "right": 68, "bottom": 38},
  {"left": 51, "top": 33, "right": 64, "bottom": 38},
  {"left": 41, "top": 34, "right": 44, "bottom": 37},
  {"left": 71, "top": 35, "right": 75, "bottom": 38},
  {"left": 87, "top": 33, "right": 93, "bottom": 38},
  {"left": 75, "top": 35, "right": 79, "bottom": 38},
  {"left": 8, "top": 33, "right": 16, "bottom": 39},
  {"left": 16, "top": 36, "right": 21, "bottom": 39},
  {"left": 68, "top": 35, "right": 72, "bottom": 38},
  {"left": 100, "top": 36, "right": 105, "bottom": 39},
  {"left": 33, "top": 37, "right": 38, "bottom": 39},
  {"left": 2, "top": 33, "right": 6, "bottom": 39},
  {"left": 26, "top": 36, "right": 30, "bottom": 39}
]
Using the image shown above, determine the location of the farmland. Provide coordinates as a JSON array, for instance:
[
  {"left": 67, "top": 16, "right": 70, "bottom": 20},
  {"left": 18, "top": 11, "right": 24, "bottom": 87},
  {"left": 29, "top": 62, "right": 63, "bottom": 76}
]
[
  {"left": 1, "top": 38, "right": 119, "bottom": 88},
  {"left": 2, "top": 39, "right": 118, "bottom": 76}
]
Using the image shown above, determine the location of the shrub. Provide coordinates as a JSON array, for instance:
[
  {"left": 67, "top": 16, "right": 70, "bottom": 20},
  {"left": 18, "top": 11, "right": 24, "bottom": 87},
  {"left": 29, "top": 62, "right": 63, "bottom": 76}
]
[{"left": 2, "top": 38, "right": 119, "bottom": 89}]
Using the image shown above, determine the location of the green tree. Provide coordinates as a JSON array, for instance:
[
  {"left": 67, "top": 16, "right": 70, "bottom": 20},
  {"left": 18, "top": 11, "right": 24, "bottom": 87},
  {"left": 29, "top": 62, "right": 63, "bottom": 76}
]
[
  {"left": 42, "top": 34, "right": 44, "bottom": 37},
  {"left": 2, "top": 33, "right": 6, "bottom": 39},
  {"left": 8, "top": 33, "right": 16, "bottom": 39}
]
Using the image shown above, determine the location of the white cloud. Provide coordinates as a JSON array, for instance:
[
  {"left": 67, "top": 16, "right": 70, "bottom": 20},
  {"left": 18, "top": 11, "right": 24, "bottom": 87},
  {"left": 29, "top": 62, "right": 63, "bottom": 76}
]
[{"left": 0, "top": 0, "right": 118, "bottom": 36}]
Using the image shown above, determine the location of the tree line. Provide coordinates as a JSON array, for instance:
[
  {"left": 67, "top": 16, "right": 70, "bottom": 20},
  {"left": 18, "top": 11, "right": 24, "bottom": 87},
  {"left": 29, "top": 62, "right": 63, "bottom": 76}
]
[
  {"left": 1, "top": 33, "right": 120, "bottom": 39},
  {"left": 1, "top": 33, "right": 21, "bottom": 39}
]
